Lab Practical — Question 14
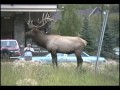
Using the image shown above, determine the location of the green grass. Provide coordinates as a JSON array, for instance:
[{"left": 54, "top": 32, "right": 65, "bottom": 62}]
[{"left": 1, "top": 61, "right": 119, "bottom": 86}]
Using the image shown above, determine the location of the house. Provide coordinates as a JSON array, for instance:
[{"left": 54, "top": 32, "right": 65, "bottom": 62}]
[
  {"left": 1, "top": 4, "right": 59, "bottom": 48},
  {"left": 1, "top": 4, "right": 102, "bottom": 49}
]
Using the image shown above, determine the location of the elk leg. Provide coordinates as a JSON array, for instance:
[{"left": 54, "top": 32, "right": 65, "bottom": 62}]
[
  {"left": 54, "top": 54, "right": 58, "bottom": 67},
  {"left": 78, "top": 55, "right": 83, "bottom": 69},
  {"left": 75, "top": 51, "right": 83, "bottom": 69},
  {"left": 77, "top": 56, "right": 83, "bottom": 69},
  {"left": 51, "top": 53, "right": 55, "bottom": 68},
  {"left": 76, "top": 56, "right": 80, "bottom": 69},
  {"left": 51, "top": 52, "right": 58, "bottom": 68}
]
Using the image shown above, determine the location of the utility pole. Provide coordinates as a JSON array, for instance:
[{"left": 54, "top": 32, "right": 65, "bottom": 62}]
[
  {"left": 95, "top": 10, "right": 109, "bottom": 72},
  {"left": 101, "top": 4, "right": 104, "bottom": 24}
]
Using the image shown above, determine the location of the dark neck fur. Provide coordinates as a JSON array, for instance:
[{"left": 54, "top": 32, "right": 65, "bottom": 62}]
[{"left": 32, "top": 32, "right": 48, "bottom": 49}]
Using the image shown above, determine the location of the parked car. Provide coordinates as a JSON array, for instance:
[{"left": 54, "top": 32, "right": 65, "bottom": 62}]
[
  {"left": 18, "top": 52, "right": 106, "bottom": 63},
  {"left": 1, "top": 39, "right": 21, "bottom": 59},
  {"left": 44, "top": 52, "right": 106, "bottom": 63}
]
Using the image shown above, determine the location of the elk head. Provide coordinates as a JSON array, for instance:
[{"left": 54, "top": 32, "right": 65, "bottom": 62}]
[{"left": 26, "top": 12, "right": 56, "bottom": 37}]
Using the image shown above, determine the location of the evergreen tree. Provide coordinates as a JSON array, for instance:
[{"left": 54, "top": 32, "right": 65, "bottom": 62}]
[
  {"left": 109, "top": 15, "right": 119, "bottom": 47},
  {"left": 101, "top": 23, "right": 114, "bottom": 58},
  {"left": 57, "top": 4, "right": 82, "bottom": 36},
  {"left": 81, "top": 15, "right": 95, "bottom": 53}
]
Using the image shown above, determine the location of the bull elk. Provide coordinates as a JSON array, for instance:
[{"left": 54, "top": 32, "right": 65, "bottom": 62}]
[{"left": 26, "top": 12, "right": 87, "bottom": 69}]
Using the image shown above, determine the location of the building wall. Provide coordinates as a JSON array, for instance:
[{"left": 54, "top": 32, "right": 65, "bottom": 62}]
[
  {"left": 1, "top": 12, "right": 58, "bottom": 47},
  {"left": 1, "top": 16, "right": 14, "bottom": 39},
  {"left": 14, "top": 13, "right": 25, "bottom": 48}
]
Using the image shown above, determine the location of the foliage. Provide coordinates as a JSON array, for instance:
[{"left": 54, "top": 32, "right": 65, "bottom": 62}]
[
  {"left": 101, "top": 24, "right": 114, "bottom": 58},
  {"left": 108, "top": 13, "right": 119, "bottom": 47},
  {"left": 53, "top": 4, "right": 82, "bottom": 36},
  {"left": 109, "top": 4, "right": 119, "bottom": 13},
  {"left": 101, "top": 13, "right": 119, "bottom": 59},
  {"left": 81, "top": 15, "right": 96, "bottom": 53},
  {"left": 52, "top": 4, "right": 119, "bottom": 57}
]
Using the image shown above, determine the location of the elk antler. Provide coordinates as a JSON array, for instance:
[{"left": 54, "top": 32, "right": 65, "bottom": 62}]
[
  {"left": 27, "top": 12, "right": 56, "bottom": 29},
  {"left": 37, "top": 12, "right": 56, "bottom": 28},
  {"left": 27, "top": 19, "right": 37, "bottom": 29}
]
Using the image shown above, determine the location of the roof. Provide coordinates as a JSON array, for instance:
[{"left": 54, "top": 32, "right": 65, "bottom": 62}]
[
  {"left": 1, "top": 4, "right": 61, "bottom": 12},
  {"left": 52, "top": 7, "right": 102, "bottom": 21},
  {"left": 89, "top": 7, "right": 102, "bottom": 17}
]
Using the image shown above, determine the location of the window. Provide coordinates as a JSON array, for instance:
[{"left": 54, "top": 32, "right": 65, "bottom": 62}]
[{"left": 1, "top": 41, "right": 17, "bottom": 47}]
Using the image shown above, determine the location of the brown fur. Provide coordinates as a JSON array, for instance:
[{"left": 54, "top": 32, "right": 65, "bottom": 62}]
[{"left": 26, "top": 29, "right": 87, "bottom": 68}]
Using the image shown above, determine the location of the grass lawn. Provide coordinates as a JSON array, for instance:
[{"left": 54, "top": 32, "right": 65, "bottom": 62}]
[{"left": 1, "top": 60, "right": 119, "bottom": 86}]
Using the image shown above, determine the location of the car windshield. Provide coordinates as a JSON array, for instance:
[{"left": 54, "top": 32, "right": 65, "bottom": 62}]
[{"left": 1, "top": 41, "right": 17, "bottom": 47}]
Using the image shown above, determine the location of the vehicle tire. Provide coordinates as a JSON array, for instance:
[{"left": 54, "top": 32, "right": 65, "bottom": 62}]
[{"left": 1, "top": 49, "right": 11, "bottom": 61}]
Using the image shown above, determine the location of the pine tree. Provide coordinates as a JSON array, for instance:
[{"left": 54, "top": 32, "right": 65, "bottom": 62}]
[
  {"left": 57, "top": 4, "right": 82, "bottom": 36},
  {"left": 101, "top": 23, "right": 114, "bottom": 58},
  {"left": 81, "top": 15, "right": 95, "bottom": 53}
]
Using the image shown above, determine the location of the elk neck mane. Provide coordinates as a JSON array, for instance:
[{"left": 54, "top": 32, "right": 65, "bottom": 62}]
[{"left": 32, "top": 30, "right": 49, "bottom": 48}]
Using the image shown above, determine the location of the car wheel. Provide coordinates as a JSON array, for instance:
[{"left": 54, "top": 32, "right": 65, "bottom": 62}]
[{"left": 1, "top": 49, "right": 10, "bottom": 61}]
